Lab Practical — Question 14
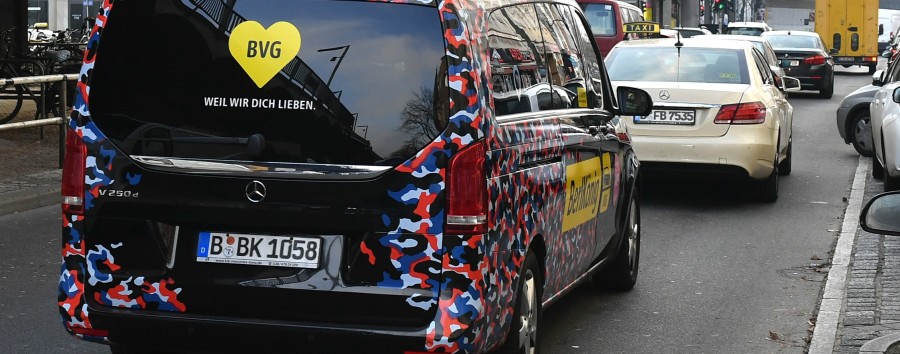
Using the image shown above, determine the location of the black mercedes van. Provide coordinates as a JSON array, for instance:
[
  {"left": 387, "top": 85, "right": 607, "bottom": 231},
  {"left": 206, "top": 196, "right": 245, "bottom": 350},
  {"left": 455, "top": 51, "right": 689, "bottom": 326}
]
[{"left": 59, "top": 0, "right": 651, "bottom": 352}]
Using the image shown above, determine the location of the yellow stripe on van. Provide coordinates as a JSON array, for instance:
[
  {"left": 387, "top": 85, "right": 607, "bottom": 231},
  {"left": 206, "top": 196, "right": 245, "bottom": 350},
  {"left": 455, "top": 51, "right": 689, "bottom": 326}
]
[{"left": 563, "top": 156, "right": 603, "bottom": 232}]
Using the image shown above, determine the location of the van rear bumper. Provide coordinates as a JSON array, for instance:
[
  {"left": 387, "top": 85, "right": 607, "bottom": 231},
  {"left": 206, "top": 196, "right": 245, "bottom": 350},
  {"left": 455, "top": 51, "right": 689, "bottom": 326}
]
[{"left": 88, "top": 302, "right": 429, "bottom": 353}]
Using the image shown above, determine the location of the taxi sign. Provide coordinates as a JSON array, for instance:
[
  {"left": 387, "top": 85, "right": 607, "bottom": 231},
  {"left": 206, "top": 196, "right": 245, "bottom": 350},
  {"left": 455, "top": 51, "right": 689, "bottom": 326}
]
[{"left": 623, "top": 21, "right": 660, "bottom": 34}]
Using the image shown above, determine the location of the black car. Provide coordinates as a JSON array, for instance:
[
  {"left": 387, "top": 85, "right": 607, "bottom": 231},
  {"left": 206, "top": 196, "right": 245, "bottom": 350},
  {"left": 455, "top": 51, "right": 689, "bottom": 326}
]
[{"left": 762, "top": 30, "right": 836, "bottom": 99}]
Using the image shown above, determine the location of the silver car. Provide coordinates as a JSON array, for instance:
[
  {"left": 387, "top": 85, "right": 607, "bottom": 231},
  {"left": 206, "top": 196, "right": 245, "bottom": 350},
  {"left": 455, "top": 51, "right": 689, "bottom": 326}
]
[{"left": 836, "top": 63, "right": 897, "bottom": 157}]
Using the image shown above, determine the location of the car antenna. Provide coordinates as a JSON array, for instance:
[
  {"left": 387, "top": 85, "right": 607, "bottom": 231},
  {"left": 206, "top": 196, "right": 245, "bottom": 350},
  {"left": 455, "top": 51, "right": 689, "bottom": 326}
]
[{"left": 674, "top": 30, "right": 683, "bottom": 55}]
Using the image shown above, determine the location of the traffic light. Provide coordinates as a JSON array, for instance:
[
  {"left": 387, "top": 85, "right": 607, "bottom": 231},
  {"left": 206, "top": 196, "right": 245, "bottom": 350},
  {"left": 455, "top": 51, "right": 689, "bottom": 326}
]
[
  {"left": 718, "top": 0, "right": 725, "bottom": 11},
  {"left": 713, "top": 0, "right": 721, "bottom": 12},
  {"left": 700, "top": 4, "right": 704, "bottom": 17}
]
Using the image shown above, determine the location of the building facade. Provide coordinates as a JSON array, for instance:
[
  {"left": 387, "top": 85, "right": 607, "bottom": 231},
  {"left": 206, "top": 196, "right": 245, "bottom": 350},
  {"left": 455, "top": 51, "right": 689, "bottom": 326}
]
[{"left": 27, "top": 0, "right": 101, "bottom": 31}]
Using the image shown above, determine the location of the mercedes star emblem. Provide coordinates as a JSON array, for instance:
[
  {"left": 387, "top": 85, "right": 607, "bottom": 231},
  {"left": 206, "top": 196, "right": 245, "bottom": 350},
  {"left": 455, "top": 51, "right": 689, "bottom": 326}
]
[
  {"left": 245, "top": 180, "right": 267, "bottom": 203},
  {"left": 658, "top": 90, "right": 670, "bottom": 100}
]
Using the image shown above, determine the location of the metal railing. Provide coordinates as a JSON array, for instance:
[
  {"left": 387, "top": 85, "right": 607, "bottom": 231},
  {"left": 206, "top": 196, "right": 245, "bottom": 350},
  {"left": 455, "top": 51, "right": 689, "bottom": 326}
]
[{"left": 0, "top": 73, "right": 79, "bottom": 168}]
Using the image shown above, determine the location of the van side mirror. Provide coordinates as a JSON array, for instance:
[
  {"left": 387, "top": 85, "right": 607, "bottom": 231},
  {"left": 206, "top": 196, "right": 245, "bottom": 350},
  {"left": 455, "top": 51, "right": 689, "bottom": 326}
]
[
  {"left": 860, "top": 191, "right": 900, "bottom": 235},
  {"left": 616, "top": 86, "right": 653, "bottom": 116},
  {"left": 893, "top": 86, "right": 900, "bottom": 103}
]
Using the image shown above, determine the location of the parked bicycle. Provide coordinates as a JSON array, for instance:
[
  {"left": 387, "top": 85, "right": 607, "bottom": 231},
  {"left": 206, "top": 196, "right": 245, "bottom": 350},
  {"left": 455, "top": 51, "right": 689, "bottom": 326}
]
[{"left": 0, "top": 26, "right": 85, "bottom": 124}]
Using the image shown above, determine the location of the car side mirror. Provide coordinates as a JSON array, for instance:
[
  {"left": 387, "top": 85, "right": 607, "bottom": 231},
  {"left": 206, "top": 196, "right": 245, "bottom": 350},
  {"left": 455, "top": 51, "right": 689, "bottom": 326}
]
[
  {"left": 860, "top": 191, "right": 900, "bottom": 235},
  {"left": 873, "top": 69, "right": 885, "bottom": 86},
  {"left": 829, "top": 48, "right": 839, "bottom": 55},
  {"left": 616, "top": 86, "right": 653, "bottom": 116},
  {"left": 781, "top": 76, "right": 802, "bottom": 92},
  {"left": 893, "top": 86, "right": 900, "bottom": 103}
]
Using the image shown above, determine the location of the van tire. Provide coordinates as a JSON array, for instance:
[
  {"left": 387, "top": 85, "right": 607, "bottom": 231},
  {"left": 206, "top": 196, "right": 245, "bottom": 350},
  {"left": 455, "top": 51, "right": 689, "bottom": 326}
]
[
  {"left": 500, "top": 250, "right": 541, "bottom": 354},
  {"left": 594, "top": 192, "right": 640, "bottom": 291}
]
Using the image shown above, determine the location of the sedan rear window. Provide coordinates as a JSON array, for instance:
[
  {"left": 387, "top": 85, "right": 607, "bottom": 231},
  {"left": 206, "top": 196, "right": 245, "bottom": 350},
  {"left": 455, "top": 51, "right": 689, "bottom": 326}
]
[
  {"left": 763, "top": 35, "right": 819, "bottom": 49},
  {"left": 606, "top": 47, "right": 750, "bottom": 84}
]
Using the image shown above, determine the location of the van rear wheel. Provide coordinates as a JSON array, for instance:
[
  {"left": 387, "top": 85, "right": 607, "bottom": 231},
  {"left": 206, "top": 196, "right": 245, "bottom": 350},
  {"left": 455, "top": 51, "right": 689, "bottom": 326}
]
[
  {"left": 500, "top": 250, "right": 541, "bottom": 354},
  {"left": 594, "top": 192, "right": 640, "bottom": 291}
]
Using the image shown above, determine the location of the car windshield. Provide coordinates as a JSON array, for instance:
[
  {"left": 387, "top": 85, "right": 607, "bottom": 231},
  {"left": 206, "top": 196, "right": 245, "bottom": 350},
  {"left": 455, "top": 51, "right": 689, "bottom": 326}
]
[
  {"left": 764, "top": 35, "right": 818, "bottom": 49},
  {"left": 582, "top": 3, "right": 617, "bottom": 36},
  {"left": 606, "top": 47, "right": 750, "bottom": 84}
]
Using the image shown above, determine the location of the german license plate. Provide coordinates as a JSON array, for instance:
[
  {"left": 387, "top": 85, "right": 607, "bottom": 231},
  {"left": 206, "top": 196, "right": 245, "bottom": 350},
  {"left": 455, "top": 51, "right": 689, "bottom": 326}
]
[
  {"left": 634, "top": 110, "right": 695, "bottom": 125},
  {"left": 836, "top": 57, "right": 854, "bottom": 62},
  {"left": 196, "top": 232, "right": 321, "bottom": 268},
  {"left": 783, "top": 60, "right": 800, "bottom": 67}
]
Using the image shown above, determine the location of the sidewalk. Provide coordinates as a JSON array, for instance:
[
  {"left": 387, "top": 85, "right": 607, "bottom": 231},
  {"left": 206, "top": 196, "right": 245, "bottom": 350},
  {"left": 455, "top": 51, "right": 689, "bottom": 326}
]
[
  {"left": 829, "top": 160, "right": 900, "bottom": 354},
  {"left": 0, "top": 169, "right": 61, "bottom": 215}
]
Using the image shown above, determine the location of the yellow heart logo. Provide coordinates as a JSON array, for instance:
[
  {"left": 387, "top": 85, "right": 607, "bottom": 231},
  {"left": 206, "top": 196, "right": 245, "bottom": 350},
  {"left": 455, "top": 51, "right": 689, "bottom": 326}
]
[{"left": 229, "top": 21, "right": 301, "bottom": 88}]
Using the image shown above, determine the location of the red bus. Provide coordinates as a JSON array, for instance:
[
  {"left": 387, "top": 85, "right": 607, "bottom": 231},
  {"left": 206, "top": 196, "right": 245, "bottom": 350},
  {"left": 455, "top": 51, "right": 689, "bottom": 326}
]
[{"left": 578, "top": 0, "right": 644, "bottom": 58}]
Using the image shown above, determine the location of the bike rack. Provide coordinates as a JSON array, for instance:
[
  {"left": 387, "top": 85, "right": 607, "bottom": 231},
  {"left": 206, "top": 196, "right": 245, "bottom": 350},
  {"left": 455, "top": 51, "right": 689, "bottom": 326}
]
[{"left": 0, "top": 73, "right": 79, "bottom": 168}]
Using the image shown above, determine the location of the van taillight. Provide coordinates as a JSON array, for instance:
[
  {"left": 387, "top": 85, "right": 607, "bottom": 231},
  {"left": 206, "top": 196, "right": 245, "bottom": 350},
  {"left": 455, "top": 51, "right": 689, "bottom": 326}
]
[
  {"left": 714, "top": 102, "right": 767, "bottom": 124},
  {"left": 62, "top": 127, "right": 86, "bottom": 215},
  {"left": 803, "top": 55, "right": 826, "bottom": 65},
  {"left": 446, "top": 140, "right": 487, "bottom": 235}
]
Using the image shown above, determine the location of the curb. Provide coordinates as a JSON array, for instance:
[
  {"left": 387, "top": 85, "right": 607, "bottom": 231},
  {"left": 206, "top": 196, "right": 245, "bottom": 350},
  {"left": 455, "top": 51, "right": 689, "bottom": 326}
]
[{"left": 0, "top": 169, "right": 62, "bottom": 216}]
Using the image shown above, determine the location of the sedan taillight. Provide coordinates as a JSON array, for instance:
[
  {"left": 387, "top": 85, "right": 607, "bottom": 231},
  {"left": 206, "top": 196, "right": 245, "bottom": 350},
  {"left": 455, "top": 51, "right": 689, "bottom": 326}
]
[
  {"left": 803, "top": 55, "right": 826, "bottom": 65},
  {"left": 714, "top": 102, "right": 767, "bottom": 125}
]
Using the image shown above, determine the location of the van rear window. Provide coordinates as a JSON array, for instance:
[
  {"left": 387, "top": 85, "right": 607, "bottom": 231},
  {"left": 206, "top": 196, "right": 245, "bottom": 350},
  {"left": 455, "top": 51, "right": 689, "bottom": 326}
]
[{"left": 90, "top": 0, "right": 446, "bottom": 167}]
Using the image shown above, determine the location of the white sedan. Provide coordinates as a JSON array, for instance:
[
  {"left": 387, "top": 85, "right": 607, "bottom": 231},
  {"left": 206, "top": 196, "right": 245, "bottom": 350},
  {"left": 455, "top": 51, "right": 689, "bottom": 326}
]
[
  {"left": 605, "top": 38, "right": 801, "bottom": 202},
  {"left": 869, "top": 82, "right": 900, "bottom": 191}
]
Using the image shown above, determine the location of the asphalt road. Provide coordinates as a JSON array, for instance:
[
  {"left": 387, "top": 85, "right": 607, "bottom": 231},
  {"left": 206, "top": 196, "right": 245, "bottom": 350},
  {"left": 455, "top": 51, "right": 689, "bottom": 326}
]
[
  {"left": 0, "top": 65, "right": 875, "bottom": 353},
  {"left": 0, "top": 206, "right": 108, "bottom": 353}
]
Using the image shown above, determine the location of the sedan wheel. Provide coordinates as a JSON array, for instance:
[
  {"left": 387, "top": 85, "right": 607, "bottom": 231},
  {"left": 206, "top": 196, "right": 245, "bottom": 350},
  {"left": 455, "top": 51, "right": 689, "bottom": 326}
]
[
  {"left": 850, "top": 112, "right": 874, "bottom": 157},
  {"left": 754, "top": 158, "right": 779, "bottom": 203},
  {"left": 819, "top": 77, "right": 834, "bottom": 99}
]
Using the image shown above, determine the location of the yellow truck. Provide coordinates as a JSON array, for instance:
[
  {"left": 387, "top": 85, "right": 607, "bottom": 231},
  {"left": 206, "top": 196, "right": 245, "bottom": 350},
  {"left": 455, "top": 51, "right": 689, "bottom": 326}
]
[{"left": 815, "top": 0, "right": 879, "bottom": 73}]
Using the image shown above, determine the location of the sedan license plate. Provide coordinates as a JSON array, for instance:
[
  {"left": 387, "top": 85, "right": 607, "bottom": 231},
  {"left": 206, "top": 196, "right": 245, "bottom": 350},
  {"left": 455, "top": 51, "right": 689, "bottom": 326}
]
[
  {"left": 634, "top": 109, "right": 695, "bottom": 125},
  {"left": 196, "top": 232, "right": 321, "bottom": 269},
  {"left": 783, "top": 60, "right": 800, "bottom": 67}
]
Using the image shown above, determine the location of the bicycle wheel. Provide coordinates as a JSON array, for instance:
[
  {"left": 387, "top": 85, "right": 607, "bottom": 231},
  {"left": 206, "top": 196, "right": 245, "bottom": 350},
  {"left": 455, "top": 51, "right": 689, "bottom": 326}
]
[{"left": 0, "top": 67, "right": 25, "bottom": 124}]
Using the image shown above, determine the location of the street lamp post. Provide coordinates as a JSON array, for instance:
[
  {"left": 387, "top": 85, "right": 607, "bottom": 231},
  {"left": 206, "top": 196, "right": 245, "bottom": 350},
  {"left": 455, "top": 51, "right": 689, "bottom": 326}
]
[{"left": 317, "top": 45, "right": 350, "bottom": 87}]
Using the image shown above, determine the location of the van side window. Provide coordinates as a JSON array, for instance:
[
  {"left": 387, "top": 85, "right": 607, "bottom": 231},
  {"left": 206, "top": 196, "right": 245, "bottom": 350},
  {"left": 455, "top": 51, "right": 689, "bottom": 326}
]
[
  {"left": 488, "top": 4, "right": 551, "bottom": 116},
  {"left": 535, "top": 3, "right": 584, "bottom": 110},
  {"left": 558, "top": 4, "right": 605, "bottom": 109}
]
